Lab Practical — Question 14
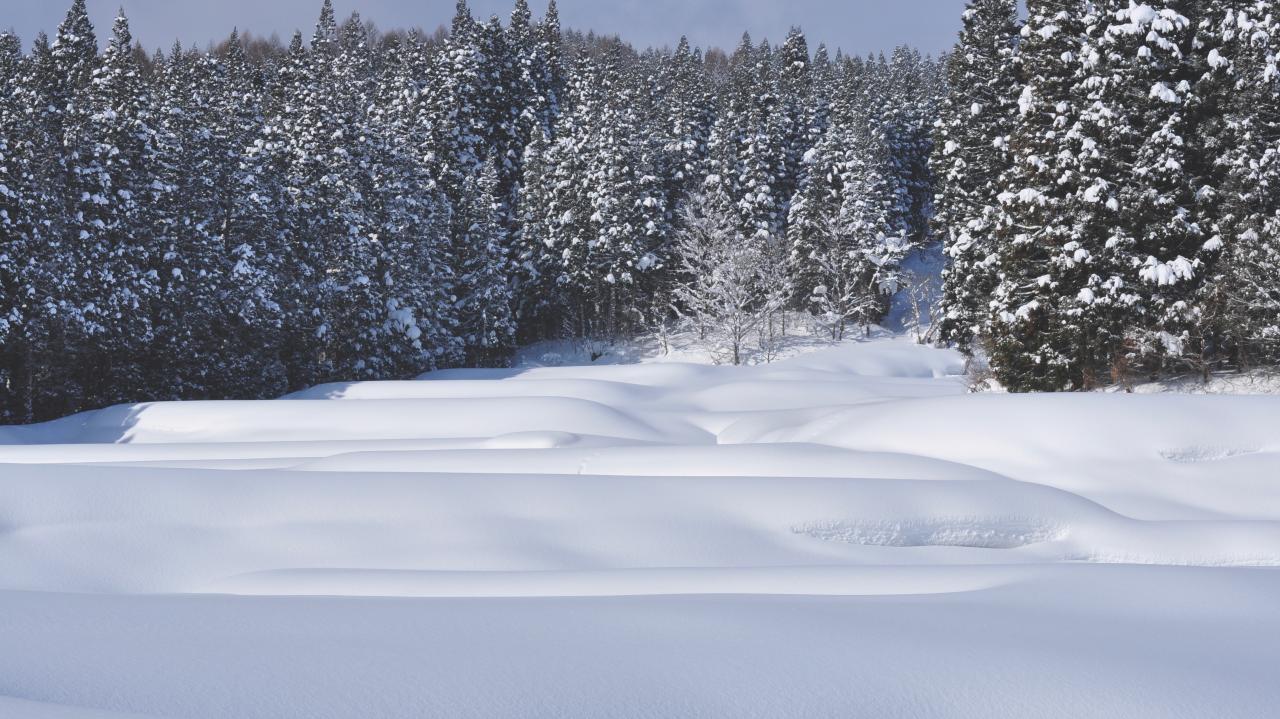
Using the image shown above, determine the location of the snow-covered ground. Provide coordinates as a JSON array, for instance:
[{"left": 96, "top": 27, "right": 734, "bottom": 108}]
[{"left": 2, "top": 336, "right": 1279, "bottom": 718}]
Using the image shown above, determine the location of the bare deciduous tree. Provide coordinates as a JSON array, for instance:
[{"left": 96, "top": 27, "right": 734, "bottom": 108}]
[{"left": 672, "top": 193, "right": 782, "bottom": 365}]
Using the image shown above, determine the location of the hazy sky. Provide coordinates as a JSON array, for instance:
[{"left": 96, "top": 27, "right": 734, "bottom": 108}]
[{"left": 1, "top": 0, "right": 970, "bottom": 56}]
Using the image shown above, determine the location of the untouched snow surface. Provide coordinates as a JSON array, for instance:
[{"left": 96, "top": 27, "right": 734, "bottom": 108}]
[{"left": 2, "top": 337, "right": 1279, "bottom": 717}]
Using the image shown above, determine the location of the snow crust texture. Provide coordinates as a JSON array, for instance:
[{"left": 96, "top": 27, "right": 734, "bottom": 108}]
[{"left": 2, "top": 338, "right": 1278, "bottom": 718}]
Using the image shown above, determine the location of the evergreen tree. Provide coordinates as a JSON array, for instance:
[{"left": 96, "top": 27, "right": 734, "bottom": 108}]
[
  {"left": 659, "top": 37, "right": 715, "bottom": 210},
  {"left": 1204, "top": 2, "right": 1280, "bottom": 366},
  {"left": 506, "top": 0, "right": 558, "bottom": 185},
  {"left": 150, "top": 44, "right": 224, "bottom": 398},
  {"left": 988, "top": 0, "right": 1091, "bottom": 391},
  {"left": 271, "top": 4, "right": 388, "bottom": 384},
  {"left": 807, "top": 43, "right": 836, "bottom": 147},
  {"left": 455, "top": 161, "right": 517, "bottom": 365},
  {"left": 512, "top": 127, "right": 559, "bottom": 336},
  {"left": 934, "top": 0, "right": 1021, "bottom": 350},
  {"left": 372, "top": 32, "right": 462, "bottom": 373},
  {"left": 776, "top": 28, "right": 813, "bottom": 208},
  {"left": 16, "top": 2, "right": 105, "bottom": 419},
  {"left": 540, "top": 0, "right": 565, "bottom": 113},
  {"left": 791, "top": 100, "right": 908, "bottom": 338},
  {"left": 51, "top": 0, "right": 97, "bottom": 101},
  {"left": 219, "top": 29, "right": 291, "bottom": 396},
  {"left": 738, "top": 40, "right": 786, "bottom": 249},
  {"left": 65, "top": 10, "right": 162, "bottom": 406},
  {"left": 0, "top": 32, "right": 32, "bottom": 420},
  {"left": 1066, "top": 1, "right": 1205, "bottom": 381}
]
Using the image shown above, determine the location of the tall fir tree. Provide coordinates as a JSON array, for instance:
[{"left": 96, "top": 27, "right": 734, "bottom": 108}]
[
  {"left": 1067, "top": 1, "right": 1207, "bottom": 381},
  {"left": 934, "top": 0, "right": 1021, "bottom": 350},
  {"left": 988, "top": 0, "right": 1091, "bottom": 391},
  {"left": 454, "top": 160, "right": 518, "bottom": 365},
  {"left": 1203, "top": 2, "right": 1280, "bottom": 366},
  {"left": 65, "top": 10, "right": 163, "bottom": 405},
  {"left": 512, "top": 127, "right": 559, "bottom": 336},
  {"left": 0, "top": 32, "right": 32, "bottom": 420},
  {"left": 791, "top": 94, "right": 908, "bottom": 336}
]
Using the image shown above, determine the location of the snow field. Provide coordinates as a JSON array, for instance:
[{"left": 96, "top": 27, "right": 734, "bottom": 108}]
[{"left": 1, "top": 337, "right": 1278, "bottom": 717}]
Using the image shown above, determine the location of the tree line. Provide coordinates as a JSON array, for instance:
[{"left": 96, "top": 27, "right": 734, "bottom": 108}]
[
  {"left": 935, "top": 0, "right": 1280, "bottom": 391},
  {"left": 0, "top": 0, "right": 939, "bottom": 422}
]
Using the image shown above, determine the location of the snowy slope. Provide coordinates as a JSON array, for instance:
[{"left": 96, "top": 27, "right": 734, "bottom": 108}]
[{"left": 1, "top": 337, "right": 1278, "bottom": 718}]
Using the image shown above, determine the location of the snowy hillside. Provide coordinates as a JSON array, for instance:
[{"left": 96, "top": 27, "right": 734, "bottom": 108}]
[{"left": 2, "top": 336, "right": 1279, "bottom": 718}]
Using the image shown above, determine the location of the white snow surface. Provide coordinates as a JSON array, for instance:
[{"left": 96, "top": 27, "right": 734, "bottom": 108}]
[{"left": 1, "top": 336, "right": 1279, "bottom": 718}]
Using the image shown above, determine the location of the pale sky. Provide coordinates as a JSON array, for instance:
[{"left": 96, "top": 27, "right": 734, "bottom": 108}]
[{"left": 1, "top": 0, "right": 969, "bottom": 56}]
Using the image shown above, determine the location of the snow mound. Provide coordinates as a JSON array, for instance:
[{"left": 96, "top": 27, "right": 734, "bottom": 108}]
[
  {"left": 0, "top": 396, "right": 680, "bottom": 445},
  {"left": 483, "top": 431, "right": 584, "bottom": 449}
]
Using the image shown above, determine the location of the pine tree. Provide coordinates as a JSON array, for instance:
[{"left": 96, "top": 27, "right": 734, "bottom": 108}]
[
  {"left": 535, "top": 48, "right": 667, "bottom": 337},
  {"left": 428, "top": 0, "right": 490, "bottom": 194},
  {"left": 506, "top": 0, "right": 557, "bottom": 184},
  {"left": 0, "top": 32, "right": 32, "bottom": 420},
  {"left": 934, "top": 0, "right": 1021, "bottom": 350},
  {"left": 454, "top": 160, "right": 517, "bottom": 365},
  {"left": 16, "top": 2, "right": 104, "bottom": 419},
  {"left": 150, "top": 44, "right": 225, "bottom": 398},
  {"left": 738, "top": 40, "right": 786, "bottom": 250},
  {"left": 881, "top": 47, "right": 938, "bottom": 249},
  {"left": 776, "top": 28, "right": 813, "bottom": 209},
  {"left": 51, "top": 0, "right": 97, "bottom": 102},
  {"left": 512, "top": 127, "right": 560, "bottom": 336},
  {"left": 659, "top": 37, "right": 715, "bottom": 209},
  {"left": 791, "top": 99, "right": 907, "bottom": 338},
  {"left": 372, "top": 31, "right": 462, "bottom": 374},
  {"left": 65, "top": 10, "right": 162, "bottom": 406},
  {"left": 270, "top": 4, "right": 388, "bottom": 384},
  {"left": 540, "top": 53, "right": 597, "bottom": 333},
  {"left": 988, "top": 0, "right": 1091, "bottom": 391},
  {"left": 540, "top": 0, "right": 565, "bottom": 107},
  {"left": 1204, "top": 2, "right": 1280, "bottom": 366},
  {"left": 1, "top": 0, "right": 972, "bottom": 420},
  {"left": 480, "top": 13, "right": 519, "bottom": 192},
  {"left": 1064, "top": 1, "right": 1205, "bottom": 382},
  {"left": 310, "top": 11, "right": 409, "bottom": 381},
  {"left": 587, "top": 48, "right": 668, "bottom": 329},
  {"left": 807, "top": 43, "right": 836, "bottom": 147},
  {"left": 217, "top": 28, "right": 291, "bottom": 396}
]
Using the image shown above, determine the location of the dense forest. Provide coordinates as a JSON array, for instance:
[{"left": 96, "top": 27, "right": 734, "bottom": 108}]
[
  {"left": 937, "top": 0, "right": 1280, "bottom": 391},
  {"left": 0, "top": 0, "right": 939, "bottom": 422},
  {"left": 2, "top": 0, "right": 1280, "bottom": 423}
]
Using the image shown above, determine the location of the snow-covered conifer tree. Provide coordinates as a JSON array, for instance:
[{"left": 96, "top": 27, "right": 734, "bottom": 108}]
[
  {"left": 1203, "top": 2, "right": 1280, "bottom": 365},
  {"left": 791, "top": 98, "right": 909, "bottom": 338},
  {"left": 66, "top": 10, "right": 163, "bottom": 405},
  {"left": 0, "top": 32, "right": 33, "bottom": 420},
  {"left": 934, "top": 0, "right": 1021, "bottom": 350},
  {"left": 454, "top": 160, "right": 518, "bottom": 365},
  {"left": 988, "top": 0, "right": 1091, "bottom": 391}
]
